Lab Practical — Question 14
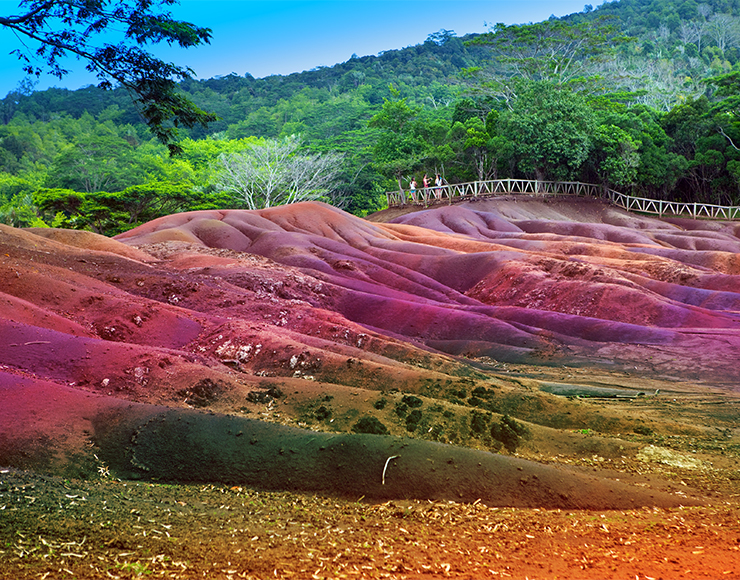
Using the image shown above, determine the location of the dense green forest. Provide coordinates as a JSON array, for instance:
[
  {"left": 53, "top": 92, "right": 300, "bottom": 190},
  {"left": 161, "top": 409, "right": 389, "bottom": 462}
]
[{"left": 4, "top": 0, "right": 740, "bottom": 235}]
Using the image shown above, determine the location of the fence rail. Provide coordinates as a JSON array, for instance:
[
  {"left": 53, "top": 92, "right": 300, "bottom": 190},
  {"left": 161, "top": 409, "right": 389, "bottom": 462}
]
[
  {"left": 604, "top": 188, "right": 740, "bottom": 220},
  {"left": 386, "top": 179, "right": 740, "bottom": 221}
]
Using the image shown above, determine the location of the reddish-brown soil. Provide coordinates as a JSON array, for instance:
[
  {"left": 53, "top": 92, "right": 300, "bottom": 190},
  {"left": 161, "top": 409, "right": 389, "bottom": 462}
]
[{"left": 1, "top": 197, "right": 740, "bottom": 578}]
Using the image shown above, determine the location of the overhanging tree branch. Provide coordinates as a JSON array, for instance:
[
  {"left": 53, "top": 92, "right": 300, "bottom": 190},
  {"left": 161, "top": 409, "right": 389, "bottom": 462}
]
[
  {"left": 0, "top": 0, "right": 218, "bottom": 154},
  {"left": 718, "top": 125, "right": 740, "bottom": 150}
]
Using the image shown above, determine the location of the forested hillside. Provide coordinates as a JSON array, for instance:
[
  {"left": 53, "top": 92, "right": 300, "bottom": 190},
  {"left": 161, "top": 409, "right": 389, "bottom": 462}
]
[{"left": 3, "top": 0, "right": 740, "bottom": 235}]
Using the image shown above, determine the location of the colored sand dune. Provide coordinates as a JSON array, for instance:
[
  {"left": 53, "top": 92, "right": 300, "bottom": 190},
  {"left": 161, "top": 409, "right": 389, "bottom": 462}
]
[{"left": 2, "top": 197, "right": 739, "bottom": 508}]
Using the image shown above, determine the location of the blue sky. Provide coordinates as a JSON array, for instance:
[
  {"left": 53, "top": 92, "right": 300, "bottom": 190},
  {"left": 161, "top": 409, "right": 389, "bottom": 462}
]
[{"left": 0, "top": 0, "right": 592, "bottom": 96}]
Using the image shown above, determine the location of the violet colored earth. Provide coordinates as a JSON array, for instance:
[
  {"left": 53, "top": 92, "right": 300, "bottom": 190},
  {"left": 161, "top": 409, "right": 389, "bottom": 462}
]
[{"left": 2, "top": 197, "right": 739, "bottom": 511}]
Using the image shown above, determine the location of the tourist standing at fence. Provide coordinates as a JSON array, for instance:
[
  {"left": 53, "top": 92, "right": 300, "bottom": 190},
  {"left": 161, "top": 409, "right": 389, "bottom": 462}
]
[
  {"left": 409, "top": 178, "right": 417, "bottom": 203},
  {"left": 434, "top": 174, "right": 443, "bottom": 199}
]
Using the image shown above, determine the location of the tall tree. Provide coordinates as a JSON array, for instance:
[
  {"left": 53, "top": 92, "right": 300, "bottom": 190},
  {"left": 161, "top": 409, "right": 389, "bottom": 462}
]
[
  {"left": 368, "top": 96, "right": 426, "bottom": 192},
  {"left": 47, "top": 134, "right": 141, "bottom": 192},
  {"left": 0, "top": 0, "right": 217, "bottom": 153},
  {"left": 707, "top": 14, "right": 739, "bottom": 55},
  {"left": 469, "top": 16, "right": 628, "bottom": 88},
  {"left": 446, "top": 114, "right": 499, "bottom": 182},
  {"left": 590, "top": 124, "right": 640, "bottom": 189},
  {"left": 497, "top": 81, "right": 596, "bottom": 182},
  {"left": 708, "top": 71, "right": 740, "bottom": 147}
]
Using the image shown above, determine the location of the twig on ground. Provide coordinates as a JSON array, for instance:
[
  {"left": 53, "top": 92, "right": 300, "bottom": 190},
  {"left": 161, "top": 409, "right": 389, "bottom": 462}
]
[{"left": 382, "top": 455, "right": 399, "bottom": 485}]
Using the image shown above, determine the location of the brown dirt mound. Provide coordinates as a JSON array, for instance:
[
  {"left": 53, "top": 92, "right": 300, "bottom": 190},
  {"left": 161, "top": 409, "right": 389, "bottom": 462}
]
[
  {"left": 26, "top": 226, "right": 156, "bottom": 262},
  {"left": 115, "top": 200, "right": 740, "bottom": 383},
  {"left": 0, "top": 199, "right": 738, "bottom": 513}
]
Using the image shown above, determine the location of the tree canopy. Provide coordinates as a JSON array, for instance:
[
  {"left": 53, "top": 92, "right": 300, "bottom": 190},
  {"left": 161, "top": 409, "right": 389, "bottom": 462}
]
[
  {"left": 470, "top": 16, "right": 628, "bottom": 87},
  {"left": 213, "top": 136, "right": 345, "bottom": 209},
  {"left": 4, "top": 1, "right": 740, "bottom": 233}
]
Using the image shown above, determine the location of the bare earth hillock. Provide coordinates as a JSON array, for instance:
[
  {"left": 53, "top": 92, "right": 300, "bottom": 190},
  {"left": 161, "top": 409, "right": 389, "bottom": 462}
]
[{"left": 3, "top": 197, "right": 740, "bottom": 514}]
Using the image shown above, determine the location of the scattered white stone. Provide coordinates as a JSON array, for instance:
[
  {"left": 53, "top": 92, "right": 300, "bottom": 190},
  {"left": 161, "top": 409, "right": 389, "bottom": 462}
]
[{"left": 637, "top": 445, "right": 704, "bottom": 470}]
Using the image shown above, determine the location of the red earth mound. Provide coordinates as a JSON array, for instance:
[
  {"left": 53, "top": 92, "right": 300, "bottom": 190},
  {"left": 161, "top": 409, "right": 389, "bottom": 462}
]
[
  {"left": 2, "top": 197, "right": 740, "bottom": 512},
  {"left": 116, "top": 199, "right": 740, "bottom": 385}
]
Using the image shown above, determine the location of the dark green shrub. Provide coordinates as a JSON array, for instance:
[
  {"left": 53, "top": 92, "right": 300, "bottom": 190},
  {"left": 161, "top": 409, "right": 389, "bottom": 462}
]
[
  {"left": 352, "top": 416, "right": 389, "bottom": 435},
  {"left": 472, "top": 386, "right": 493, "bottom": 398},
  {"left": 315, "top": 405, "right": 332, "bottom": 421},
  {"left": 491, "top": 415, "right": 529, "bottom": 452},
  {"left": 401, "top": 395, "right": 423, "bottom": 408},
  {"left": 180, "top": 378, "right": 223, "bottom": 407},
  {"left": 470, "top": 411, "right": 490, "bottom": 435},
  {"left": 406, "top": 409, "right": 423, "bottom": 432}
]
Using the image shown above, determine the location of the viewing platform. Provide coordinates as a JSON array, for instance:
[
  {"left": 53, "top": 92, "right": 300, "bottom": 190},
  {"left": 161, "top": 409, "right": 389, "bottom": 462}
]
[{"left": 387, "top": 178, "right": 740, "bottom": 221}]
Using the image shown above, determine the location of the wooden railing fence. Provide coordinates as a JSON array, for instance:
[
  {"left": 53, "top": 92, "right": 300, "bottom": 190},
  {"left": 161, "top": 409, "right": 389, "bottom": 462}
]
[{"left": 386, "top": 178, "right": 740, "bottom": 221}]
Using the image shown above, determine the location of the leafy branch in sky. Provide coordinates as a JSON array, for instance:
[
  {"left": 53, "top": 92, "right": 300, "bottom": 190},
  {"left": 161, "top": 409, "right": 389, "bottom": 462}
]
[{"left": 0, "top": 0, "right": 217, "bottom": 153}]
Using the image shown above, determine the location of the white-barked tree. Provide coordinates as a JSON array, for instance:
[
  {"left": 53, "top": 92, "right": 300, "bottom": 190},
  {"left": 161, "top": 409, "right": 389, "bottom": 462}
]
[{"left": 213, "top": 135, "right": 344, "bottom": 209}]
